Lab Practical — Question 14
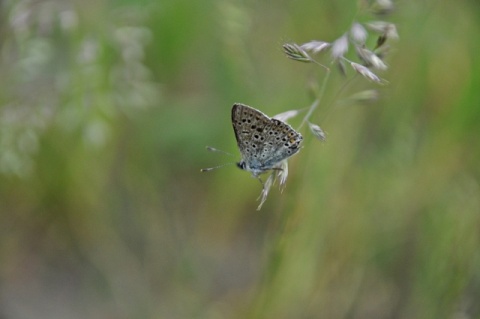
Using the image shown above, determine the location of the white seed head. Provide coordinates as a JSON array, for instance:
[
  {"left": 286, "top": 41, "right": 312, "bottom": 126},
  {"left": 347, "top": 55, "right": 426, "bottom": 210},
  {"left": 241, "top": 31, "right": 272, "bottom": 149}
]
[
  {"left": 257, "top": 173, "right": 274, "bottom": 210},
  {"left": 283, "top": 43, "right": 313, "bottom": 63},
  {"left": 356, "top": 47, "right": 388, "bottom": 70},
  {"left": 367, "top": 21, "right": 399, "bottom": 40},
  {"left": 308, "top": 122, "right": 327, "bottom": 142},
  {"left": 350, "top": 23, "right": 368, "bottom": 44},
  {"left": 273, "top": 109, "right": 301, "bottom": 122},
  {"left": 350, "top": 62, "right": 382, "bottom": 83},
  {"left": 300, "top": 40, "right": 331, "bottom": 54},
  {"left": 331, "top": 34, "right": 349, "bottom": 59}
]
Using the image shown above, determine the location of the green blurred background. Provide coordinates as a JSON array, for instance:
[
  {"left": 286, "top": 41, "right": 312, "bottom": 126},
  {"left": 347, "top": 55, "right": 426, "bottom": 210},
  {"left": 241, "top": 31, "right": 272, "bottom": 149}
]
[{"left": 1, "top": 0, "right": 480, "bottom": 318}]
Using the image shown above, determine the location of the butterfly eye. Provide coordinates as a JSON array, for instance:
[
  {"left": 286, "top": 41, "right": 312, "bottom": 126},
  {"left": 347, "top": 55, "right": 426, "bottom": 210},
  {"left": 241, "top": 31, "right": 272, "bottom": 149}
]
[{"left": 237, "top": 161, "right": 246, "bottom": 170}]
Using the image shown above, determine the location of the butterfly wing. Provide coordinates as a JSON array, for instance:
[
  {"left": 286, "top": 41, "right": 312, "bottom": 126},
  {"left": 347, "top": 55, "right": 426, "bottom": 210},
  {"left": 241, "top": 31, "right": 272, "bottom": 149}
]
[
  {"left": 232, "top": 103, "right": 270, "bottom": 160},
  {"left": 232, "top": 103, "right": 302, "bottom": 173}
]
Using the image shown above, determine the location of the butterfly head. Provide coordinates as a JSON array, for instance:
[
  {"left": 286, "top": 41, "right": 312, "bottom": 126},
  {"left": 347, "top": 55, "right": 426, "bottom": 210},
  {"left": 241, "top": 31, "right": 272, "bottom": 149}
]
[
  {"left": 236, "top": 159, "right": 267, "bottom": 178},
  {"left": 236, "top": 161, "right": 247, "bottom": 170}
]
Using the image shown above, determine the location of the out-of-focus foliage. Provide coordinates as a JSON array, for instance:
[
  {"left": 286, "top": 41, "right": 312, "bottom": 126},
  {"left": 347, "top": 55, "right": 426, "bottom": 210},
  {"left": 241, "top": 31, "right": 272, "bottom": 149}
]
[{"left": 1, "top": 0, "right": 479, "bottom": 318}]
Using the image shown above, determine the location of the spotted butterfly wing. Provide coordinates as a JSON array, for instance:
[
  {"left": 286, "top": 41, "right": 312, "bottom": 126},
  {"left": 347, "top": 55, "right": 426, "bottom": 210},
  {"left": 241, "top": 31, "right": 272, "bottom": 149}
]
[{"left": 231, "top": 103, "right": 303, "bottom": 176}]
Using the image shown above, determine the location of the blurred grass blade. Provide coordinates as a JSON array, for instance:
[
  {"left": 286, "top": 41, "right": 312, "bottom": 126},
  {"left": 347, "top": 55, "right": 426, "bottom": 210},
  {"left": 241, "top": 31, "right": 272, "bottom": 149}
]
[{"left": 348, "top": 90, "right": 380, "bottom": 103}]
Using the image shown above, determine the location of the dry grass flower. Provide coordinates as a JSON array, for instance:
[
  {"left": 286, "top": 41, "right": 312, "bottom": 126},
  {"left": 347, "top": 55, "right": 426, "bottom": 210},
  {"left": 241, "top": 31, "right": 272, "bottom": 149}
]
[
  {"left": 281, "top": 0, "right": 397, "bottom": 142},
  {"left": 283, "top": 43, "right": 313, "bottom": 63},
  {"left": 308, "top": 122, "right": 327, "bottom": 142},
  {"left": 206, "top": 0, "right": 398, "bottom": 209}
]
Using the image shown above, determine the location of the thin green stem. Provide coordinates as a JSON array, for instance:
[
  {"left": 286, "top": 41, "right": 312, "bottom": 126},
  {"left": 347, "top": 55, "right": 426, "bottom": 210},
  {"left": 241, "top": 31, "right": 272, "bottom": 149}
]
[
  {"left": 320, "top": 74, "right": 357, "bottom": 125},
  {"left": 311, "top": 59, "right": 330, "bottom": 71},
  {"left": 299, "top": 68, "right": 331, "bottom": 129}
]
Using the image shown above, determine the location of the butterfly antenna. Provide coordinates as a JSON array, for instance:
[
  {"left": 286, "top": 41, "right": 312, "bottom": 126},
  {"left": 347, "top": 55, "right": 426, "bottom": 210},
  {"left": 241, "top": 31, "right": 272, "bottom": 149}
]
[
  {"left": 200, "top": 162, "right": 235, "bottom": 172},
  {"left": 205, "top": 146, "right": 234, "bottom": 157}
]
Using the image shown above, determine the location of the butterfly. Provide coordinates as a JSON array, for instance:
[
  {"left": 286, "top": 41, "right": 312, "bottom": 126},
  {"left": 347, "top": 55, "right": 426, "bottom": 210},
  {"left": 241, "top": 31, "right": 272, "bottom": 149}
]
[
  {"left": 231, "top": 103, "right": 303, "bottom": 177},
  {"left": 201, "top": 103, "right": 303, "bottom": 209}
]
